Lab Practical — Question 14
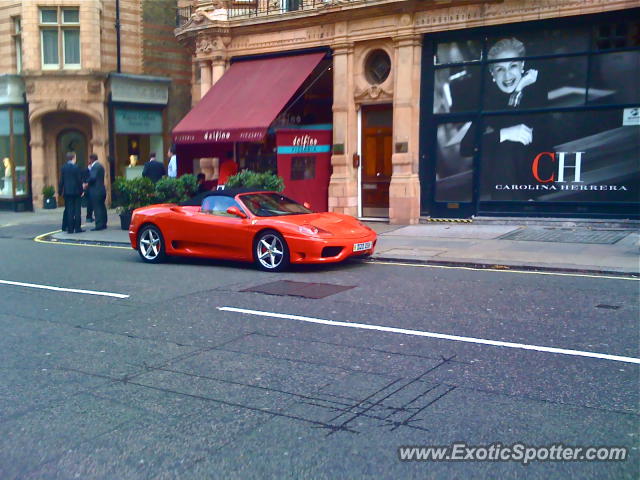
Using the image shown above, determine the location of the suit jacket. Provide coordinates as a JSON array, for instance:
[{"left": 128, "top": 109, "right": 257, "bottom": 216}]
[
  {"left": 58, "top": 161, "right": 83, "bottom": 196},
  {"left": 142, "top": 159, "right": 166, "bottom": 183},
  {"left": 87, "top": 161, "right": 106, "bottom": 198}
]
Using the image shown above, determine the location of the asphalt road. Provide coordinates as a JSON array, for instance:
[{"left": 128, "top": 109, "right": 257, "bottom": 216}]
[{"left": 0, "top": 221, "right": 638, "bottom": 479}]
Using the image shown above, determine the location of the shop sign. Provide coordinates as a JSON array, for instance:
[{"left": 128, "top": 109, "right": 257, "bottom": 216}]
[
  {"left": 277, "top": 134, "right": 331, "bottom": 154},
  {"left": 111, "top": 74, "right": 169, "bottom": 105},
  {"left": 623, "top": 108, "right": 640, "bottom": 126},
  {"left": 276, "top": 128, "right": 332, "bottom": 212},
  {"left": 115, "top": 108, "right": 162, "bottom": 134}
]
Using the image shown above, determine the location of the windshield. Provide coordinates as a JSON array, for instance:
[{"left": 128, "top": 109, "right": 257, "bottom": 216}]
[{"left": 240, "top": 193, "right": 312, "bottom": 217}]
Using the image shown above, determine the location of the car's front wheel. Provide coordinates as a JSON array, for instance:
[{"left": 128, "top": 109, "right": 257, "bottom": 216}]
[
  {"left": 137, "top": 225, "right": 166, "bottom": 263},
  {"left": 254, "top": 230, "right": 289, "bottom": 272}
]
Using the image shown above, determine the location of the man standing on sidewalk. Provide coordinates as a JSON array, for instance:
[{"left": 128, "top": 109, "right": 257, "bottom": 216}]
[
  {"left": 167, "top": 145, "right": 177, "bottom": 179},
  {"left": 58, "top": 152, "right": 83, "bottom": 234},
  {"left": 142, "top": 152, "right": 165, "bottom": 183},
  {"left": 83, "top": 165, "right": 94, "bottom": 223},
  {"left": 85, "top": 153, "right": 107, "bottom": 231}
]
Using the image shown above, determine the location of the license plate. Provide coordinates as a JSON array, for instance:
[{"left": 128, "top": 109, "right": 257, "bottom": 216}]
[{"left": 353, "top": 241, "right": 373, "bottom": 252}]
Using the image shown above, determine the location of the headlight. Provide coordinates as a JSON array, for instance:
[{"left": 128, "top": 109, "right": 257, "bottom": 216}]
[
  {"left": 299, "top": 224, "right": 318, "bottom": 235},
  {"left": 299, "top": 224, "right": 332, "bottom": 236}
]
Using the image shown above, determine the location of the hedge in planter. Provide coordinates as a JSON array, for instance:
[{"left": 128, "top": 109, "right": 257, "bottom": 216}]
[
  {"left": 153, "top": 174, "right": 198, "bottom": 204},
  {"left": 225, "top": 170, "right": 284, "bottom": 192},
  {"left": 112, "top": 177, "right": 155, "bottom": 229}
]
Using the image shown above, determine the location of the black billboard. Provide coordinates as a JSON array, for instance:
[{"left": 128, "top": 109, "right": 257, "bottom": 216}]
[{"left": 428, "top": 16, "right": 640, "bottom": 210}]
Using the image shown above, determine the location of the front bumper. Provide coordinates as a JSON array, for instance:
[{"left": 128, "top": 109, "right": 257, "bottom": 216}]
[{"left": 285, "top": 232, "right": 377, "bottom": 264}]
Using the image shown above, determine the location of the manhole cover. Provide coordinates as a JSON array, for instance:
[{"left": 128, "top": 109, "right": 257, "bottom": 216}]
[
  {"left": 500, "top": 228, "right": 629, "bottom": 244},
  {"left": 242, "top": 280, "right": 355, "bottom": 299}
]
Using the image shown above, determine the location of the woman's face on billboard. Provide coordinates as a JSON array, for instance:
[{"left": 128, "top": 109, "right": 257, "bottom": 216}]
[{"left": 490, "top": 51, "right": 524, "bottom": 94}]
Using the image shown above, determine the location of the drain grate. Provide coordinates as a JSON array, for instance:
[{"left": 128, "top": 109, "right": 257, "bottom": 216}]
[
  {"left": 596, "top": 304, "right": 621, "bottom": 310},
  {"left": 500, "top": 228, "right": 629, "bottom": 244},
  {"left": 242, "top": 280, "right": 355, "bottom": 299}
]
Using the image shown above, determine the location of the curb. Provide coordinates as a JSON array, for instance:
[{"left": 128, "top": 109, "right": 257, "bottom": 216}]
[
  {"left": 36, "top": 232, "right": 131, "bottom": 249},
  {"left": 36, "top": 233, "right": 639, "bottom": 279},
  {"left": 368, "top": 255, "right": 639, "bottom": 279}
]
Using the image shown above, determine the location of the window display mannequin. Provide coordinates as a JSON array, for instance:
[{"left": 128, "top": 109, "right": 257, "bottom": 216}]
[{"left": 1, "top": 157, "right": 12, "bottom": 196}]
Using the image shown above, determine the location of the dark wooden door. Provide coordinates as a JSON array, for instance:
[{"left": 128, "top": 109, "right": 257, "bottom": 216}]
[{"left": 361, "top": 105, "right": 392, "bottom": 218}]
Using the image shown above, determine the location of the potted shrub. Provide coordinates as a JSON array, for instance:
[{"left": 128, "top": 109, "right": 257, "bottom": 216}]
[
  {"left": 225, "top": 170, "right": 285, "bottom": 192},
  {"left": 42, "top": 185, "right": 57, "bottom": 209},
  {"left": 153, "top": 174, "right": 198, "bottom": 204},
  {"left": 178, "top": 173, "right": 198, "bottom": 198},
  {"left": 112, "top": 176, "right": 155, "bottom": 230}
]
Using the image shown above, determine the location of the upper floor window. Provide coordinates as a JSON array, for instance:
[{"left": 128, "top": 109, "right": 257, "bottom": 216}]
[
  {"left": 12, "top": 17, "right": 22, "bottom": 73},
  {"left": 40, "top": 7, "right": 80, "bottom": 70}
]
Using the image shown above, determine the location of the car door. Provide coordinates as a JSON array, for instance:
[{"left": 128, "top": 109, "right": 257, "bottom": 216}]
[{"left": 190, "top": 196, "right": 252, "bottom": 260}]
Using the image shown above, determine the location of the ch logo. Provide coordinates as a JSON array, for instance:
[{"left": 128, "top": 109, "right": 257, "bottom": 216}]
[{"left": 532, "top": 152, "right": 584, "bottom": 183}]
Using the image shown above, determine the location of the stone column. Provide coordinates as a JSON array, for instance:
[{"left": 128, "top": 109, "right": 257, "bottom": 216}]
[
  {"left": 199, "top": 59, "right": 212, "bottom": 98},
  {"left": 389, "top": 31, "right": 422, "bottom": 224},
  {"left": 211, "top": 56, "right": 227, "bottom": 87},
  {"left": 328, "top": 34, "right": 358, "bottom": 216},
  {"left": 29, "top": 118, "right": 45, "bottom": 205}
]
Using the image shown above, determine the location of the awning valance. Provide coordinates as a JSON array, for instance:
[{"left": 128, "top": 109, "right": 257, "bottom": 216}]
[{"left": 173, "top": 52, "right": 325, "bottom": 144}]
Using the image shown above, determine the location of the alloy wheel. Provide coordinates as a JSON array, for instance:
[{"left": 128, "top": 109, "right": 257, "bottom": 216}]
[
  {"left": 256, "top": 233, "right": 284, "bottom": 270},
  {"left": 140, "top": 228, "right": 162, "bottom": 261}
]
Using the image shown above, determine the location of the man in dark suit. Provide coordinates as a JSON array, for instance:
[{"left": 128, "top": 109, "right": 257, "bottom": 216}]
[
  {"left": 58, "top": 151, "right": 83, "bottom": 234},
  {"left": 83, "top": 165, "right": 94, "bottom": 223},
  {"left": 85, "top": 153, "right": 107, "bottom": 231},
  {"left": 142, "top": 152, "right": 165, "bottom": 183}
]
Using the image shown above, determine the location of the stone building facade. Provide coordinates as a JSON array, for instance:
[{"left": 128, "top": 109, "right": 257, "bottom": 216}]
[
  {"left": 0, "top": 0, "right": 191, "bottom": 209},
  {"left": 175, "top": 0, "right": 639, "bottom": 222}
]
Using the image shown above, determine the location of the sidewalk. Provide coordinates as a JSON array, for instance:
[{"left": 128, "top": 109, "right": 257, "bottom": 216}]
[
  {"left": 4, "top": 208, "right": 638, "bottom": 276},
  {"left": 369, "top": 223, "right": 639, "bottom": 276}
]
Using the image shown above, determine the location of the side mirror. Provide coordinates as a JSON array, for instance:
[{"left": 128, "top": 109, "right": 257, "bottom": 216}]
[
  {"left": 226, "top": 206, "right": 247, "bottom": 219},
  {"left": 303, "top": 202, "right": 312, "bottom": 210}
]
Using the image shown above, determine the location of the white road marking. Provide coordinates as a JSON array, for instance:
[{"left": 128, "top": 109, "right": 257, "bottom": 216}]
[
  {"left": 218, "top": 306, "right": 640, "bottom": 365},
  {"left": 0, "top": 279, "right": 129, "bottom": 299},
  {"left": 368, "top": 260, "right": 639, "bottom": 281}
]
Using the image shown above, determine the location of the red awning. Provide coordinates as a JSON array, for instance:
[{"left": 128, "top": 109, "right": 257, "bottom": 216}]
[{"left": 173, "top": 52, "right": 325, "bottom": 144}]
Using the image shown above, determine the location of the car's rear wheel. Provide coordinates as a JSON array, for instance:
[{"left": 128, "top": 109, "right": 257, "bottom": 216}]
[
  {"left": 254, "top": 230, "right": 289, "bottom": 272},
  {"left": 138, "top": 225, "right": 166, "bottom": 263}
]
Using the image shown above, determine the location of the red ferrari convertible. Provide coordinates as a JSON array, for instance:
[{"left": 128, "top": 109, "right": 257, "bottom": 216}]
[{"left": 128, "top": 190, "right": 377, "bottom": 271}]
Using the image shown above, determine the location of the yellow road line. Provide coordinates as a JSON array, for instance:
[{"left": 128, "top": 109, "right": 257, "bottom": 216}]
[
  {"left": 368, "top": 260, "right": 638, "bottom": 281},
  {"left": 34, "top": 230, "right": 132, "bottom": 250}
]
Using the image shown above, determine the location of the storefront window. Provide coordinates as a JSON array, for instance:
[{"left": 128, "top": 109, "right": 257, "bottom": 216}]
[
  {"left": 424, "top": 13, "right": 640, "bottom": 215},
  {"left": 114, "top": 107, "right": 164, "bottom": 179},
  {"left": 434, "top": 121, "right": 475, "bottom": 203},
  {"left": 484, "top": 55, "right": 589, "bottom": 110},
  {"left": 433, "top": 65, "right": 482, "bottom": 113},
  {"left": 435, "top": 40, "right": 482, "bottom": 65},
  {"left": 486, "top": 26, "right": 590, "bottom": 57},
  {"left": 479, "top": 109, "right": 639, "bottom": 202},
  {"left": 291, "top": 156, "right": 315, "bottom": 180},
  {"left": 237, "top": 136, "right": 277, "bottom": 173},
  {"left": 589, "top": 52, "right": 640, "bottom": 105},
  {"left": 0, "top": 108, "right": 29, "bottom": 199},
  {"left": 0, "top": 133, "right": 10, "bottom": 197}
]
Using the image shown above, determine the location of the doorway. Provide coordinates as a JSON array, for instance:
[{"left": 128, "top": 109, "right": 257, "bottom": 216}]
[
  {"left": 57, "top": 130, "right": 87, "bottom": 205},
  {"left": 360, "top": 104, "right": 392, "bottom": 218},
  {"left": 57, "top": 129, "right": 88, "bottom": 173}
]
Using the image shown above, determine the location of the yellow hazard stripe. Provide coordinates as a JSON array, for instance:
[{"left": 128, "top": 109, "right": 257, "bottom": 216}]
[{"left": 424, "top": 218, "right": 473, "bottom": 223}]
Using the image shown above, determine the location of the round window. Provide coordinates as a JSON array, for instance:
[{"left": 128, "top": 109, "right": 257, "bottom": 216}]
[{"left": 364, "top": 49, "right": 391, "bottom": 85}]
